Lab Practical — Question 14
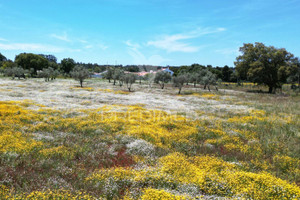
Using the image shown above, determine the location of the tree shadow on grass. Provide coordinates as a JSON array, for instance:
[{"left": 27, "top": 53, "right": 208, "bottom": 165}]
[{"left": 246, "top": 89, "right": 269, "bottom": 94}]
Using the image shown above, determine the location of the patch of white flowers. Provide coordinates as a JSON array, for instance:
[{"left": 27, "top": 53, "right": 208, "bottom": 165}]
[{"left": 126, "top": 139, "right": 155, "bottom": 157}]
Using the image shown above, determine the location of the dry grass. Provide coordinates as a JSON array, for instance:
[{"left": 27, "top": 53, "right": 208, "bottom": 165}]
[{"left": 0, "top": 77, "right": 299, "bottom": 199}]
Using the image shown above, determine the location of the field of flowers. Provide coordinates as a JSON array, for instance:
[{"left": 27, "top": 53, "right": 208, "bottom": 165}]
[{"left": 0, "top": 78, "right": 299, "bottom": 199}]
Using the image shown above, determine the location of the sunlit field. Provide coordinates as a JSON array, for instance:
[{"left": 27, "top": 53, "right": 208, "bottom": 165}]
[{"left": 0, "top": 78, "right": 299, "bottom": 199}]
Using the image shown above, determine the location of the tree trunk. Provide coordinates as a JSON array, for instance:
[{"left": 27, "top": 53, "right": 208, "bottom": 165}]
[
  {"left": 208, "top": 85, "right": 211, "bottom": 91},
  {"left": 113, "top": 79, "right": 116, "bottom": 85},
  {"left": 161, "top": 84, "right": 164, "bottom": 89},
  {"left": 204, "top": 84, "right": 207, "bottom": 89},
  {"left": 127, "top": 83, "right": 131, "bottom": 92},
  {"left": 215, "top": 86, "right": 218, "bottom": 91},
  {"left": 268, "top": 86, "right": 273, "bottom": 93},
  {"left": 80, "top": 80, "right": 83, "bottom": 87},
  {"left": 178, "top": 87, "right": 182, "bottom": 94},
  {"left": 194, "top": 82, "right": 196, "bottom": 87},
  {"left": 108, "top": 79, "right": 111, "bottom": 83}
]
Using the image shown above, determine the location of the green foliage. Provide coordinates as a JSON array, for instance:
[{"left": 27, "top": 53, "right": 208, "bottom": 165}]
[
  {"left": 1, "top": 60, "right": 16, "bottom": 71},
  {"left": 0, "top": 53, "right": 7, "bottom": 69},
  {"left": 235, "top": 42, "right": 297, "bottom": 93},
  {"left": 123, "top": 73, "right": 136, "bottom": 91},
  {"left": 39, "top": 54, "right": 57, "bottom": 63},
  {"left": 4, "top": 66, "right": 28, "bottom": 79},
  {"left": 154, "top": 71, "right": 172, "bottom": 89},
  {"left": 0, "top": 53, "right": 7, "bottom": 62},
  {"left": 15, "top": 53, "right": 49, "bottom": 76},
  {"left": 38, "top": 67, "right": 60, "bottom": 81},
  {"left": 222, "top": 65, "right": 233, "bottom": 82},
  {"left": 124, "top": 65, "right": 139, "bottom": 72},
  {"left": 178, "top": 63, "right": 205, "bottom": 75},
  {"left": 60, "top": 58, "right": 76, "bottom": 75},
  {"left": 145, "top": 73, "right": 156, "bottom": 88},
  {"left": 103, "top": 67, "right": 114, "bottom": 83},
  {"left": 200, "top": 70, "right": 218, "bottom": 91},
  {"left": 112, "top": 68, "right": 125, "bottom": 85},
  {"left": 173, "top": 74, "right": 187, "bottom": 94},
  {"left": 286, "top": 57, "right": 300, "bottom": 87},
  {"left": 70, "top": 65, "right": 90, "bottom": 87}
]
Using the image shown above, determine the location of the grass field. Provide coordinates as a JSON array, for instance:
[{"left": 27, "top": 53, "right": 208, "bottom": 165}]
[{"left": 0, "top": 78, "right": 299, "bottom": 199}]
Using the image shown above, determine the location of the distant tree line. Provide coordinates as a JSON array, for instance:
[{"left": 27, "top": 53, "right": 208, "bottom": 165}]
[{"left": 0, "top": 42, "right": 299, "bottom": 93}]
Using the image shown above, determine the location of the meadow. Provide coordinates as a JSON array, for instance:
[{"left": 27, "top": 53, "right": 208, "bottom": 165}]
[{"left": 0, "top": 77, "right": 299, "bottom": 199}]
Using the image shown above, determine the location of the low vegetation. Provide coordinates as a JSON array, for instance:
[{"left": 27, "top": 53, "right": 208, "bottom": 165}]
[
  {"left": 0, "top": 77, "right": 299, "bottom": 199},
  {"left": 0, "top": 42, "right": 299, "bottom": 199}
]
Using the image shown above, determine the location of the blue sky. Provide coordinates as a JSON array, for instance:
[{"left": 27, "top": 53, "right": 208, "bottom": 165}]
[{"left": 0, "top": 0, "right": 300, "bottom": 66}]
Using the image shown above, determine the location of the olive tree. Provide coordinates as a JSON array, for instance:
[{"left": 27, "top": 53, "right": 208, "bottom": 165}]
[
  {"left": 112, "top": 68, "right": 124, "bottom": 85},
  {"left": 173, "top": 75, "right": 187, "bottom": 94},
  {"left": 145, "top": 73, "right": 155, "bottom": 88},
  {"left": 38, "top": 67, "right": 60, "bottom": 81},
  {"left": 103, "top": 67, "right": 114, "bottom": 83},
  {"left": 154, "top": 71, "right": 172, "bottom": 89},
  {"left": 123, "top": 73, "right": 136, "bottom": 91},
  {"left": 4, "top": 67, "right": 27, "bottom": 79},
  {"left": 201, "top": 70, "right": 218, "bottom": 91},
  {"left": 70, "top": 65, "right": 90, "bottom": 87}
]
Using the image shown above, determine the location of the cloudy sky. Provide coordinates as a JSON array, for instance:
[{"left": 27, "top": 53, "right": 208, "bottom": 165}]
[{"left": 0, "top": 0, "right": 299, "bottom": 66}]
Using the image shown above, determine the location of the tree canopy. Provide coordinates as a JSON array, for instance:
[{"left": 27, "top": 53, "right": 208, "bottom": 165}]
[
  {"left": 61, "top": 58, "right": 76, "bottom": 74},
  {"left": 15, "top": 53, "right": 49, "bottom": 76},
  {"left": 154, "top": 71, "right": 172, "bottom": 89},
  {"left": 0, "top": 53, "right": 7, "bottom": 62},
  {"left": 235, "top": 42, "right": 297, "bottom": 93},
  {"left": 70, "top": 65, "right": 90, "bottom": 87}
]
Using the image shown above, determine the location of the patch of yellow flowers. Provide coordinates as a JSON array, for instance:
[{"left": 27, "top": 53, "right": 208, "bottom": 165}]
[
  {"left": 140, "top": 188, "right": 191, "bottom": 200},
  {"left": 0, "top": 185, "right": 97, "bottom": 200},
  {"left": 1, "top": 100, "right": 299, "bottom": 199},
  {"left": 0, "top": 131, "right": 42, "bottom": 154},
  {"left": 87, "top": 153, "right": 300, "bottom": 199}
]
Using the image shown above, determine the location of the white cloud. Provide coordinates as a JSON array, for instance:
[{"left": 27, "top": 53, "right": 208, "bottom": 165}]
[
  {"left": 0, "top": 43, "right": 64, "bottom": 53},
  {"left": 147, "top": 38, "right": 198, "bottom": 53},
  {"left": 124, "top": 40, "right": 140, "bottom": 49},
  {"left": 0, "top": 38, "right": 8, "bottom": 41},
  {"left": 84, "top": 44, "right": 108, "bottom": 50},
  {"left": 50, "top": 32, "right": 71, "bottom": 42},
  {"left": 125, "top": 40, "right": 169, "bottom": 65},
  {"left": 147, "top": 27, "right": 226, "bottom": 53},
  {"left": 81, "top": 40, "right": 108, "bottom": 50}
]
